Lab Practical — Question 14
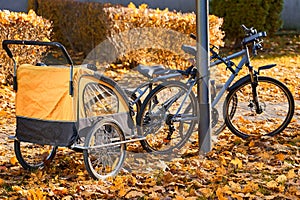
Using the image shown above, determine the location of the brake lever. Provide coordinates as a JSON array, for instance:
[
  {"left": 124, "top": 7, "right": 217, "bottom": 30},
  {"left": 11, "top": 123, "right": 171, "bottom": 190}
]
[
  {"left": 252, "top": 41, "right": 263, "bottom": 56},
  {"left": 241, "top": 24, "right": 257, "bottom": 36}
]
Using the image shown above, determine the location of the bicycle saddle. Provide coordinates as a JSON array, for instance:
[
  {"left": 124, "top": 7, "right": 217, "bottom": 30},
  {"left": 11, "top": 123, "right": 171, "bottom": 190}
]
[
  {"left": 137, "top": 64, "right": 166, "bottom": 78},
  {"left": 181, "top": 45, "right": 196, "bottom": 57}
]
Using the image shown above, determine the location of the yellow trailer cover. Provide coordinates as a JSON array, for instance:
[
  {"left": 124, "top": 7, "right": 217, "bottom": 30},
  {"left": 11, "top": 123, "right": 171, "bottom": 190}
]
[{"left": 16, "top": 64, "right": 75, "bottom": 121}]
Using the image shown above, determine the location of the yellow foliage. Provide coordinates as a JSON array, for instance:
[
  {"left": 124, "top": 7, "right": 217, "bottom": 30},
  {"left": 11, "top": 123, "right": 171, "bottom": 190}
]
[
  {"left": 104, "top": 2, "right": 224, "bottom": 69},
  {"left": 9, "top": 156, "right": 18, "bottom": 165},
  {"left": 230, "top": 157, "right": 243, "bottom": 168},
  {"left": 0, "top": 9, "right": 52, "bottom": 85},
  {"left": 242, "top": 181, "right": 259, "bottom": 193},
  {"left": 128, "top": 2, "right": 137, "bottom": 9},
  {"left": 0, "top": 178, "right": 4, "bottom": 186},
  {"left": 266, "top": 180, "right": 278, "bottom": 189},
  {"left": 276, "top": 174, "right": 287, "bottom": 183},
  {"left": 216, "top": 186, "right": 231, "bottom": 200},
  {"left": 287, "top": 169, "right": 296, "bottom": 179},
  {"left": 27, "top": 188, "right": 46, "bottom": 200}
]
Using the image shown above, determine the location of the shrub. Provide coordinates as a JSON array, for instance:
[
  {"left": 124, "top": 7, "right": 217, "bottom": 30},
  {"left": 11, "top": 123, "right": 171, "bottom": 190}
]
[
  {"left": 29, "top": 1, "right": 224, "bottom": 69},
  {"left": 103, "top": 3, "right": 224, "bottom": 69},
  {"left": 29, "top": 0, "right": 110, "bottom": 55},
  {"left": 0, "top": 9, "right": 52, "bottom": 85},
  {"left": 210, "top": 0, "right": 284, "bottom": 46}
]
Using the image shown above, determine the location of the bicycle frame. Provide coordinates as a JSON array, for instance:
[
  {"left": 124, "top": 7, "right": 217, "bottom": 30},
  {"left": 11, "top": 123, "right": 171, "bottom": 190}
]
[
  {"left": 177, "top": 47, "right": 251, "bottom": 111},
  {"left": 210, "top": 48, "right": 250, "bottom": 108},
  {"left": 130, "top": 71, "right": 183, "bottom": 105}
]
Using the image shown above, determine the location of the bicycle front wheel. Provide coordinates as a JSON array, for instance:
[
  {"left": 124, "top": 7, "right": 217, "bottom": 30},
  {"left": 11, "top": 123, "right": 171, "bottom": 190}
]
[
  {"left": 137, "top": 81, "right": 198, "bottom": 154},
  {"left": 224, "top": 76, "right": 294, "bottom": 138},
  {"left": 83, "top": 119, "right": 126, "bottom": 180},
  {"left": 14, "top": 140, "right": 57, "bottom": 170}
]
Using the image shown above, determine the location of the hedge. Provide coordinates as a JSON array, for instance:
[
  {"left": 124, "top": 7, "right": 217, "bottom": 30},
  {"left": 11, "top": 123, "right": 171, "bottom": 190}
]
[
  {"left": 0, "top": 9, "right": 52, "bottom": 84},
  {"left": 29, "top": 1, "right": 224, "bottom": 69},
  {"left": 210, "top": 0, "right": 283, "bottom": 46}
]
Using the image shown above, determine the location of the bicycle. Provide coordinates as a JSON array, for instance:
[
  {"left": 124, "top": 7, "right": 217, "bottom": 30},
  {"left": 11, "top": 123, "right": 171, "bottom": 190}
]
[
  {"left": 124, "top": 46, "right": 227, "bottom": 154},
  {"left": 136, "top": 25, "right": 295, "bottom": 154}
]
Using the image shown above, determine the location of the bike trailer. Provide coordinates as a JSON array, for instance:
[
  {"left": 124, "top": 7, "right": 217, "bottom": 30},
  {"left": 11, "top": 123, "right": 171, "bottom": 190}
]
[
  {"left": 15, "top": 63, "right": 132, "bottom": 146},
  {"left": 3, "top": 40, "right": 133, "bottom": 147}
]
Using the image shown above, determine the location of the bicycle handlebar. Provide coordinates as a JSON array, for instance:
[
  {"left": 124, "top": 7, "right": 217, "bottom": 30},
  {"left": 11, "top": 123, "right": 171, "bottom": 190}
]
[
  {"left": 190, "top": 25, "right": 266, "bottom": 46},
  {"left": 242, "top": 32, "right": 266, "bottom": 45},
  {"left": 2, "top": 40, "right": 74, "bottom": 66}
]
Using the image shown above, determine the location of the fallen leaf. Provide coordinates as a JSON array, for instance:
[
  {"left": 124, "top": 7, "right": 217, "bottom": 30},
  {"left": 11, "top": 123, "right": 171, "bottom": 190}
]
[
  {"left": 275, "top": 153, "right": 285, "bottom": 161},
  {"left": 248, "top": 140, "right": 256, "bottom": 147},
  {"left": 242, "top": 181, "right": 258, "bottom": 193},
  {"left": 286, "top": 169, "right": 296, "bottom": 179},
  {"left": 229, "top": 181, "right": 241, "bottom": 192},
  {"left": 10, "top": 156, "right": 18, "bottom": 165},
  {"left": 174, "top": 195, "right": 185, "bottom": 200},
  {"left": 266, "top": 180, "right": 278, "bottom": 189},
  {"left": 216, "top": 185, "right": 232, "bottom": 200},
  {"left": 125, "top": 190, "right": 144, "bottom": 198},
  {"left": 276, "top": 174, "right": 287, "bottom": 183},
  {"left": 0, "top": 178, "right": 4, "bottom": 186},
  {"left": 230, "top": 157, "right": 243, "bottom": 168},
  {"left": 258, "top": 152, "right": 271, "bottom": 160},
  {"left": 27, "top": 188, "right": 46, "bottom": 200},
  {"left": 12, "top": 185, "right": 22, "bottom": 192},
  {"left": 118, "top": 187, "right": 127, "bottom": 197},
  {"left": 198, "top": 188, "right": 213, "bottom": 198}
]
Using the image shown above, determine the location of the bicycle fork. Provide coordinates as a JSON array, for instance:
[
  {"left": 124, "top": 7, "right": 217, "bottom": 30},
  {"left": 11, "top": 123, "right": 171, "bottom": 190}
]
[{"left": 248, "top": 65, "right": 263, "bottom": 114}]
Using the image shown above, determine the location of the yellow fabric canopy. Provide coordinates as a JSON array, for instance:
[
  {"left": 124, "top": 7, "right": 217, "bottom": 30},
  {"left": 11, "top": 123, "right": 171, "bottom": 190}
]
[{"left": 16, "top": 64, "right": 76, "bottom": 121}]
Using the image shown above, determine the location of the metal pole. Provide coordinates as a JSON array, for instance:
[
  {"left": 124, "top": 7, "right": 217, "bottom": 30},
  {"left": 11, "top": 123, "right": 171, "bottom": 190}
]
[{"left": 196, "top": 0, "right": 211, "bottom": 153}]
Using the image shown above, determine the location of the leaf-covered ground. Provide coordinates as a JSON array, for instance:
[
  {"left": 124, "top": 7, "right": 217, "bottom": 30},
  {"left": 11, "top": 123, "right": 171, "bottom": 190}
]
[{"left": 0, "top": 34, "right": 299, "bottom": 199}]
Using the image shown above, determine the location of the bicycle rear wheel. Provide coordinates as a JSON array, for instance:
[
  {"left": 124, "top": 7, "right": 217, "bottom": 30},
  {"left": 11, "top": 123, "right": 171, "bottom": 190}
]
[
  {"left": 83, "top": 119, "right": 126, "bottom": 180},
  {"left": 14, "top": 140, "right": 57, "bottom": 170},
  {"left": 224, "top": 76, "right": 294, "bottom": 138},
  {"left": 137, "top": 81, "right": 198, "bottom": 154}
]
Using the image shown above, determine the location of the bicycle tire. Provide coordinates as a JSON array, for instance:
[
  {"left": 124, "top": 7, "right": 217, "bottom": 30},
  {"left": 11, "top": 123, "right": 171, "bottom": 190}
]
[
  {"left": 137, "top": 81, "right": 198, "bottom": 154},
  {"left": 14, "top": 140, "right": 57, "bottom": 170},
  {"left": 83, "top": 119, "right": 126, "bottom": 180},
  {"left": 224, "top": 76, "right": 294, "bottom": 139}
]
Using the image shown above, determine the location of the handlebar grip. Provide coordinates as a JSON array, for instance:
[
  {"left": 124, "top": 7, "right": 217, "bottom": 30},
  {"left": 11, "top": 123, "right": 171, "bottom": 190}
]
[
  {"left": 241, "top": 24, "right": 252, "bottom": 34},
  {"left": 241, "top": 24, "right": 248, "bottom": 31},
  {"left": 2, "top": 40, "right": 74, "bottom": 66},
  {"left": 2, "top": 40, "right": 74, "bottom": 96}
]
